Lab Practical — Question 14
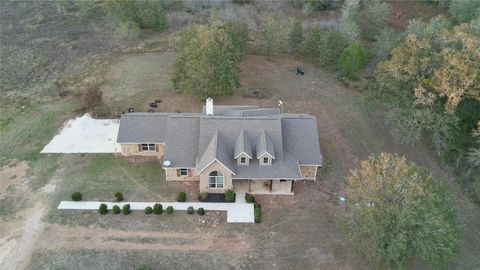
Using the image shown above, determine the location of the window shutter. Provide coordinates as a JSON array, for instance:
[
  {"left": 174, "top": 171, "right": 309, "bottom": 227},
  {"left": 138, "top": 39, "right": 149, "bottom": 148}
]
[
  {"left": 138, "top": 144, "right": 142, "bottom": 152},
  {"left": 188, "top": 169, "right": 191, "bottom": 177},
  {"left": 176, "top": 169, "right": 180, "bottom": 176},
  {"left": 155, "top": 144, "right": 159, "bottom": 152}
]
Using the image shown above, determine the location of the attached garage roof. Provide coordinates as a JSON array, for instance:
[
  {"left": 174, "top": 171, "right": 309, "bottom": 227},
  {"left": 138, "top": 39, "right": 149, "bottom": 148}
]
[{"left": 116, "top": 113, "right": 169, "bottom": 143}]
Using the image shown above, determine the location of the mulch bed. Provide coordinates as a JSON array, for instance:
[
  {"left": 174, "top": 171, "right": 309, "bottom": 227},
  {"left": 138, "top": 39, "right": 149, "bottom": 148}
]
[{"left": 198, "top": 193, "right": 236, "bottom": 203}]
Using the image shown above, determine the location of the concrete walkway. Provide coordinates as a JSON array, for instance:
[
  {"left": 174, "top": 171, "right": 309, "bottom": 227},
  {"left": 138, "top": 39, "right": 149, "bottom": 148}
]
[{"left": 58, "top": 193, "right": 254, "bottom": 223}]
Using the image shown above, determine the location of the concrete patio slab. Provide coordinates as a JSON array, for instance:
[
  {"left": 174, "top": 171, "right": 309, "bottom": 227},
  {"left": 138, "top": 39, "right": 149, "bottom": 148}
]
[
  {"left": 41, "top": 114, "right": 121, "bottom": 154},
  {"left": 58, "top": 198, "right": 254, "bottom": 223}
]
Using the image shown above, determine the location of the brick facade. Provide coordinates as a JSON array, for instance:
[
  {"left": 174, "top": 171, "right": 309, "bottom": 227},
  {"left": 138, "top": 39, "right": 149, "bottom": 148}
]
[{"left": 165, "top": 168, "right": 199, "bottom": 181}]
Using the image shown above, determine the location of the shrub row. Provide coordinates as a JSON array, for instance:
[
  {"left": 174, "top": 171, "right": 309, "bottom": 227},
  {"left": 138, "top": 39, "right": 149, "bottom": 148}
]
[
  {"left": 71, "top": 192, "right": 124, "bottom": 202},
  {"left": 254, "top": 202, "right": 262, "bottom": 224}
]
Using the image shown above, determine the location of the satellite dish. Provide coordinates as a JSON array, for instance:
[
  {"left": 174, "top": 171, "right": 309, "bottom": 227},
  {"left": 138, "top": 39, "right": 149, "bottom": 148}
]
[{"left": 163, "top": 160, "right": 171, "bottom": 167}]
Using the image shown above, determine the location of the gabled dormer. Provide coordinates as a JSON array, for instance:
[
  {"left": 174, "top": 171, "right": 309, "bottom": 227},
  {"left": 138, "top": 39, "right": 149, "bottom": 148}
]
[
  {"left": 234, "top": 130, "right": 252, "bottom": 166},
  {"left": 257, "top": 131, "right": 275, "bottom": 166}
]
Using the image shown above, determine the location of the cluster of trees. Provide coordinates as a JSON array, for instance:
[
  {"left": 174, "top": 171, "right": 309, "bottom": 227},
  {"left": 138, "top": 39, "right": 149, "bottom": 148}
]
[
  {"left": 172, "top": 21, "right": 248, "bottom": 99},
  {"left": 300, "top": 0, "right": 390, "bottom": 80},
  {"left": 103, "top": 0, "right": 167, "bottom": 39},
  {"left": 345, "top": 153, "right": 459, "bottom": 269},
  {"left": 366, "top": 6, "right": 480, "bottom": 203}
]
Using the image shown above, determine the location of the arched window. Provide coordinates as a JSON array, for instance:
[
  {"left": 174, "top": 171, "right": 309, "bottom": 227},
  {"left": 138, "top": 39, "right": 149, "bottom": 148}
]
[{"left": 208, "top": 171, "right": 224, "bottom": 188}]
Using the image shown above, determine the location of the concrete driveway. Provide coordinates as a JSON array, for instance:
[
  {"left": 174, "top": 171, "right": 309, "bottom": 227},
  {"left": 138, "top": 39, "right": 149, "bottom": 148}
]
[{"left": 41, "top": 114, "right": 121, "bottom": 153}]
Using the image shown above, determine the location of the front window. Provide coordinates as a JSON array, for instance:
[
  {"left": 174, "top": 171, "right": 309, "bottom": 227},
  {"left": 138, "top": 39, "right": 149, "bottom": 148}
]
[
  {"left": 208, "top": 171, "right": 224, "bottom": 188},
  {"left": 141, "top": 143, "right": 156, "bottom": 151},
  {"left": 179, "top": 168, "right": 188, "bottom": 176}
]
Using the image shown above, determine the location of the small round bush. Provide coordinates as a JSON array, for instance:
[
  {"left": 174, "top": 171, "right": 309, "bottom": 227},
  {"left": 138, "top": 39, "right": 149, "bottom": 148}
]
[
  {"left": 71, "top": 192, "right": 82, "bottom": 201},
  {"left": 197, "top": 207, "right": 205, "bottom": 216},
  {"left": 187, "top": 206, "right": 194, "bottom": 215},
  {"left": 115, "top": 192, "right": 123, "bottom": 202},
  {"left": 245, "top": 193, "right": 255, "bottom": 203},
  {"left": 225, "top": 189, "right": 235, "bottom": 203},
  {"left": 99, "top": 203, "right": 108, "bottom": 215},
  {"left": 122, "top": 204, "right": 131, "bottom": 215},
  {"left": 176, "top": 192, "right": 187, "bottom": 202},
  {"left": 153, "top": 203, "right": 163, "bottom": 215},
  {"left": 112, "top": 205, "right": 121, "bottom": 214},
  {"left": 166, "top": 206, "right": 174, "bottom": 214},
  {"left": 198, "top": 192, "right": 208, "bottom": 202},
  {"left": 144, "top": 206, "right": 153, "bottom": 214}
]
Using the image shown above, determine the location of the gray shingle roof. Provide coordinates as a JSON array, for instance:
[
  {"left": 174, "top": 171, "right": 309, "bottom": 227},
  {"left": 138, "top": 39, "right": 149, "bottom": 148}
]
[
  {"left": 281, "top": 114, "right": 323, "bottom": 165},
  {"left": 234, "top": 130, "right": 252, "bottom": 159},
  {"left": 117, "top": 113, "right": 169, "bottom": 143},
  {"left": 117, "top": 106, "right": 322, "bottom": 178},
  {"left": 195, "top": 130, "right": 236, "bottom": 174},
  {"left": 256, "top": 130, "right": 275, "bottom": 159},
  {"left": 163, "top": 115, "right": 200, "bottom": 167}
]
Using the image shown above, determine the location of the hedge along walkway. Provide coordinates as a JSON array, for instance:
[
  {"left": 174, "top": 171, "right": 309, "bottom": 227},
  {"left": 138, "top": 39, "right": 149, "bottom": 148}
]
[{"left": 57, "top": 193, "right": 254, "bottom": 223}]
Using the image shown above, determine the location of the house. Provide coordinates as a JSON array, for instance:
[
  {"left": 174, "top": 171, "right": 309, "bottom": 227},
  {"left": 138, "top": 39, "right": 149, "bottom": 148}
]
[{"left": 116, "top": 99, "right": 322, "bottom": 195}]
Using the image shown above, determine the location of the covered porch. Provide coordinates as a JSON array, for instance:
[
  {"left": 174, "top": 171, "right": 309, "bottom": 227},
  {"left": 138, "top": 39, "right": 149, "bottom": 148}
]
[{"left": 233, "top": 179, "right": 294, "bottom": 195}]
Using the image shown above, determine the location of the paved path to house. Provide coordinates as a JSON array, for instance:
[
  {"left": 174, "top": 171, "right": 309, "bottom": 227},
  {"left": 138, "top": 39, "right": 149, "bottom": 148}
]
[
  {"left": 57, "top": 193, "right": 254, "bottom": 223},
  {"left": 41, "top": 114, "right": 121, "bottom": 154}
]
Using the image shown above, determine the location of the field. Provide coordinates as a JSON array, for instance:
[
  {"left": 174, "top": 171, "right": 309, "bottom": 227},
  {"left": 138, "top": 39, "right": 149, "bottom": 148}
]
[{"left": 1, "top": 1, "right": 479, "bottom": 270}]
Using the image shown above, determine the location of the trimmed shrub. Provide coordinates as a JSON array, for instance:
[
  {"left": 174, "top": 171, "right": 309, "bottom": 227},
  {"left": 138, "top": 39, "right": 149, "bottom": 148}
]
[
  {"left": 198, "top": 192, "right": 208, "bottom": 202},
  {"left": 254, "top": 203, "right": 262, "bottom": 223},
  {"left": 71, "top": 192, "right": 82, "bottom": 201},
  {"left": 144, "top": 206, "right": 153, "bottom": 214},
  {"left": 115, "top": 192, "right": 123, "bottom": 202},
  {"left": 338, "top": 42, "right": 366, "bottom": 80},
  {"left": 112, "top": 205, "right": 121, "bottom": 214},
  {"left": 187, "top": 206, "right": 194, "bottom": 215},
  {"left": 225, "top": 189, "right": 235, "bottom": 203},
  {"left": 245, "top": 193, "right": 255, "bottom": 203},
  {"left": 197, "top": 207, "right": 205, "bottom": 215},
  {"left": 99, "top": 203, "right": 108, "bottom": 215},
  {"left": 122, "top": 204, "right": 131, "bottom": 215},
  {"left": 153, "top": 203, "right": 163, "bottom": 215},
  {"left": 176, "top": 192, "right": 187, "bottom": 202},
  {"left": 166, "top": 206, "right": 174, "bottom": 214}
]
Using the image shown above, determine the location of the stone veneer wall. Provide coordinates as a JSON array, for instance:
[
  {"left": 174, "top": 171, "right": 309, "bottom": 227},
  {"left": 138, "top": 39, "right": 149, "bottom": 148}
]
[
  {"left": 300, "top": 165, "right": 317, "bottom": 180},
  {"left": 120, "top": 144, "right": 164, "bottom": 157},
  {"left": 198, "top": 161, "right": 233, "bottom": 193}
]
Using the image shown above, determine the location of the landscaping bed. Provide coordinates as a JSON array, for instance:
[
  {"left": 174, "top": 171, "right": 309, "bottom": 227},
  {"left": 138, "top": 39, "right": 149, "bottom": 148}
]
[{"left": 198, "top": 193, "right": 236, "bottom": 203}]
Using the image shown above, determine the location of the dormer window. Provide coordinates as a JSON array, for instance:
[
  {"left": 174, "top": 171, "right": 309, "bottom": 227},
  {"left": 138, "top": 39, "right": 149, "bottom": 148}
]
[
  {"left": 263, "top": 157, "right": 269, "bottom": 164},
  {"left": 237, "top": 154, "right": 250, "bottom": 166}
]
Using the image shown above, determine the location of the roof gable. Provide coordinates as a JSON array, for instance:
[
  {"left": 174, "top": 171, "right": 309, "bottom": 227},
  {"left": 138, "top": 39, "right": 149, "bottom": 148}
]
[
  {"left": 256, "top": 131, "right": 275, "bottom": 159},
  {"left": 234, "top": 130, "right": 252, "bottom": 159},
  {"left": 195, "top": 131, "right": 236, "bottom": 175}
]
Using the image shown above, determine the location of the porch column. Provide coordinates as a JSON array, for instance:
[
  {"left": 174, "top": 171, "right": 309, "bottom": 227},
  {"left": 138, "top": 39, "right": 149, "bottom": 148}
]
[{"left": 269, "top": 180, "right": 272, "bottom": 192}]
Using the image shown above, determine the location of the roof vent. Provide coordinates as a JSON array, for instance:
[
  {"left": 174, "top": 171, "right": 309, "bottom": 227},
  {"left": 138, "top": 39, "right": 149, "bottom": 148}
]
[
  {"left": 206, "top": 98, "right": 213, "bottom": 116},
  {"left": 163, "top": 160, "right": 171, "bottom": 167}
]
